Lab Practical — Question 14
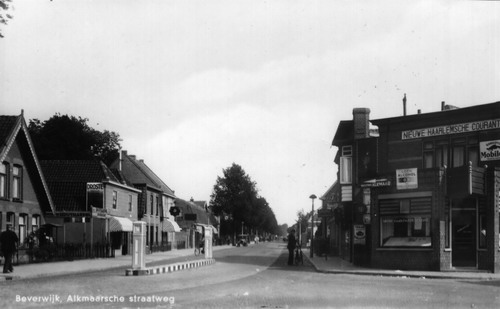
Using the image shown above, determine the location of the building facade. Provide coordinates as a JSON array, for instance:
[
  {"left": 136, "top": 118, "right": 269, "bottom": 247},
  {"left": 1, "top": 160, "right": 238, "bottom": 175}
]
[
  {"left": 332, "top": 101, "right": 500, "bottom": 272},
  {"left": 0, "top": 112, "right": 55, "bottom": 262}
]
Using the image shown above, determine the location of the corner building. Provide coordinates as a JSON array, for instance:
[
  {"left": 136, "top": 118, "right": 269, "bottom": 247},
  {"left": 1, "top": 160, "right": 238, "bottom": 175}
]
[{"left": 332, "top": 101, "right": 500, "bottom": 272}]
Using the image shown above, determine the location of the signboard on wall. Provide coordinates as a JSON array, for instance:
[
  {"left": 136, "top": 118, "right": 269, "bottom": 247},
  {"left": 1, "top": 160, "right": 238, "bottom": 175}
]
[
  {"left": 87, "top": 182, "right": 104, "bottom": 209},
  {"left": 353, "top": 225, "right": 366, "bottom": 245},
  {"left": 401, "top": 118, "right": 500, "bottom": 140},
  {"left": 396, "top": 168, "right": 418, "bottom": 190},
  {"left": 480, "top": 140, "right": 500, "bottom": 161}
]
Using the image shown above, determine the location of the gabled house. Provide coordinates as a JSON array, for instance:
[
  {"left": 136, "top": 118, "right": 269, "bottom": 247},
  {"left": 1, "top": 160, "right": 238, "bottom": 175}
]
[
  {"left": 110, "top": 150, "right": 180, "bottom": 250},
  {"left": 0, "top": 111, "right": 55, "bottom": 262},
  {"left": 40, "top": 160, "right": 140, "bottom": 256},
  {"left": 174, "top": 198, "right": 217, "bottom": 249}
]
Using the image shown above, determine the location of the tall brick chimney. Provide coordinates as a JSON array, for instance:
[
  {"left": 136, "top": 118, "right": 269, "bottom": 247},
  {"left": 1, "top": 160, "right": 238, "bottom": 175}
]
[{"left": 353, "top": 108, "right": 371, "bottom": 140}]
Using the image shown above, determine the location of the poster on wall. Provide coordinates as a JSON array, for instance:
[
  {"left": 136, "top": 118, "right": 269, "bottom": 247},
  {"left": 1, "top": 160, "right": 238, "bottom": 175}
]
[
  {"left": 353, "top": 225, "right": 366, "bottom": 245},
  {"left": 396, "top": 168, "right": 418, "bottom": 190},
  {"left": 480, "top": 140, "right": 500, "bottom": 161}
]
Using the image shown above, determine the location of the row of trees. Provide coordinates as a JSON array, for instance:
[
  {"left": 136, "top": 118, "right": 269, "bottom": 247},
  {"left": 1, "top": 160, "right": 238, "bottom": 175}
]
[{"left": 210, "top": 163, "right": 280, "bottom": 239}]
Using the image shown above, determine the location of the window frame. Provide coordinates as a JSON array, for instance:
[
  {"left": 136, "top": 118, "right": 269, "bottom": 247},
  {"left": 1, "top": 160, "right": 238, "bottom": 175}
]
[
  {"left": 112, "top": 191, "right": 118, "bottom": 209},
  {"left": 12, "top": 165, "right": 23, "bottom": 201},
  {"left": 0, "top": 162, "right": 8, "bottom": 199}
]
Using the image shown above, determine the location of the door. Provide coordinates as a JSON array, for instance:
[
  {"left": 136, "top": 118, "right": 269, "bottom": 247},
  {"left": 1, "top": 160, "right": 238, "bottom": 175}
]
[{"left": 452, "top": 208, "right": 476, "bottom": 267}]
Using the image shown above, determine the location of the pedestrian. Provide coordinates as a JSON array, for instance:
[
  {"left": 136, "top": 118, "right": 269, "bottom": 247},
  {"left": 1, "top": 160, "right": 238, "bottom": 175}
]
[
  {"left": 0, "top": 225, "right": 19, "bottom": 273},
  {"left": 287, "top": 229, "right": 296, "bottom": 266}
]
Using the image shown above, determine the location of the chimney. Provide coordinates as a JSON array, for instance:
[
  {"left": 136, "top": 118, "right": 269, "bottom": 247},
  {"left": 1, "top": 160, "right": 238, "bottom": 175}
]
[
  {"left": 417, "top": 109, "right": 421, "bottom": 114},
  {"left": 353, "top": 108, "right": 371, "bottom": 140},
  {"left": 403, "top": 94, "right": 407, "bottom": 116},
  {"left": 129, "top": 155, "right": 136, "bottom": 161},
  {"left": 119, "top": 150, "right": 123, "bottom": 171},
  {"left": 441, "top": 101, "right": 445, "bottom": 111}
]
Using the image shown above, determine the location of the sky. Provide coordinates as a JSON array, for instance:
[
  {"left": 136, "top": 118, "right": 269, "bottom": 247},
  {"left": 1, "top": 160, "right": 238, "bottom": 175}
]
[{"left": 1, "top": 0, "right": 499, "bottom": 226}]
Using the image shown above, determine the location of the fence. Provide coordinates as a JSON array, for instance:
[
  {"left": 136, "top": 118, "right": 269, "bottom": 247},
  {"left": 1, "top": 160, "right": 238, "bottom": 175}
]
[{"left": 15, "top": 243, "right": 114, "bottom": 265}]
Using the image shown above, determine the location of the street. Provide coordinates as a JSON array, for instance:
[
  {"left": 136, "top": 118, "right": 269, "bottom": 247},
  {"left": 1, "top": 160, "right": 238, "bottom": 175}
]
[{"left": 1, "top": 242, "right": 499, "bottom": 308}]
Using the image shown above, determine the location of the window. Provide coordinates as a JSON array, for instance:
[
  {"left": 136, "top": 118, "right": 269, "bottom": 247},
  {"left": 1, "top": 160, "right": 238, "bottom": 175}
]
[
  {"left": 0, "top": 162, "right": 7, "bottom": 198},
  {"left": 19, "top": 214, "right": 27, "bottom": 244},
  {"left": 150, "top": 194, "right": 154, "bottom": 215},
  {"left": 156, "top": 195, "right": 159, "bottom": 216},
  {"left": 452, "top": 145, "right": 465, "bottom": 167},
  {"left": 128, "top": 195, "right": 133, "bottom": 212},
  {"left": 32, "top": 215, "right": 40, "bottom": 232},
  {"left": 340, "top": 145, "right": 352, "bottom": 184},
  {"left": 13, "top": 165, "right": 22, "bottom": 200},
  {"left": 479, "top": 214, "right": 486, "bottom": 249},
  {"left": 112, "top": 191, "right": 117, "bottom": 209},
  {"left": 435, "top": 142, "right": 449, "bottom": 168},
  {"left": 380, "top": 197, "right": 432, "bottom": 247},
  {"left": 6, "top": 212, "right": 14, "bottom": 229}
]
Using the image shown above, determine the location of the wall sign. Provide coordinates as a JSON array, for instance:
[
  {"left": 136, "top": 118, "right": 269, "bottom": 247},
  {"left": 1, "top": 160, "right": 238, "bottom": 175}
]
[
  {"left": 480, "top": 140, "right": 500, "bottom": 161},
  {"left": 401, "top": 118, "right": 500, "bottom": 140},
  {"left": 353, "top": 225, "right": 366, "bottom": 245},
  {"left": 396, "top": 168, "right": 418, "bottom": 190}
]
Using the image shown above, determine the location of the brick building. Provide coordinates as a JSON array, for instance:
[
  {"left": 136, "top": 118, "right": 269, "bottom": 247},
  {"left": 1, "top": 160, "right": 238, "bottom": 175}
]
[
  {"left": 332, "top": 101, "right": 500, "bottom": 272},
  {"left": 0, "top": 112, "right": 55, "bottom": 262}
]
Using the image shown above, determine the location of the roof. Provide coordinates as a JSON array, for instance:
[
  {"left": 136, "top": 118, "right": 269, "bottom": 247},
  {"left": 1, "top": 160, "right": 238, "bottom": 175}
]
[
  {"left": 320, "top": 180, "right": 339, "bottom": 201},
  {"left": 0, "top": 112, "right": 55, "bottom": 215},
  {"left": 40, "top": 160, "right": 119, "bottom": 213},
  {"left": 110, "top": 151, "right": 175, "bottom": 197},
  {"left": 174, "top": 198, "right": 213, "bottom": 229},
  {"left": 371, "top": 101, "right": 500, "bottom": 127},
  {"left": 331, "top": 120, "right": 353, "bottom": 146}
]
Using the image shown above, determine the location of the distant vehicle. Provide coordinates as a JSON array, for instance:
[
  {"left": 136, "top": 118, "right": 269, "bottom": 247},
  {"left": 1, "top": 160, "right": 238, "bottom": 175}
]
[{"left": 236, "top": 234, "right": 249, "bottom": 247}]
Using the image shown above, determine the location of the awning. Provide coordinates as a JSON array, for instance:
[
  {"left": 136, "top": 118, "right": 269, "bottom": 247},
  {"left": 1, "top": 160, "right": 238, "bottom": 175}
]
[
  {"left": 161, "top": 218, "right": 182, "bottom": 232},
  {"left": 109, "top": 216, "right": 134, "bottom": 232}
]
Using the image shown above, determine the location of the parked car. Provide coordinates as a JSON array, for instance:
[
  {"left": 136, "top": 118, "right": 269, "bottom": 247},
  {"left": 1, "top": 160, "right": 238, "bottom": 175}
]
[{"left": 236, "top": 234, "right": 249, "bottom": 247}]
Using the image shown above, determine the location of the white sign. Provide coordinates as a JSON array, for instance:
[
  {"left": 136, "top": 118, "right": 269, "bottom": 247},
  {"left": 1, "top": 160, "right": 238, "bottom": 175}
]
[
  {"left": 480, "top": 140, "right": 500, "bottom": 161},
  {"left": 396, "top": 168, "right": 418, "bottom": 190},
  {"left": 401, "top": 118, "right": 500, "bottom": 140},
  {"left": 353, "top": 225, "right": 366, "bottom": 245}
]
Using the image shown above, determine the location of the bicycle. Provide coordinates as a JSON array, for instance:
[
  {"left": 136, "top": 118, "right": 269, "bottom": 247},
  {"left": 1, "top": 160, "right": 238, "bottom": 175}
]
[
  {"left": 194, "top": 246, "right": 204, "bottom": 256},
  {"left": 294, "top": 244, "right": 303, "bottom": 265}
]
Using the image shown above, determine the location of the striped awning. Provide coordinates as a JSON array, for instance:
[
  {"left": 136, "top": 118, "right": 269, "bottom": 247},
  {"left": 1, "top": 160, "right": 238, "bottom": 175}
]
[
  {"left": 109, "top": 216, "right": 133, "bottom": 232},
  {"left": 162, "top": 218, "right": 182, "bottom": 232}
]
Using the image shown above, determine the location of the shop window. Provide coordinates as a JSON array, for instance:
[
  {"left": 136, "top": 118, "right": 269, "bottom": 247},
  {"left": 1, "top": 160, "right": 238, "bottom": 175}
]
[
  {"left": 128, "top": 195, "right": 133, "bottom": 212},
  {"left": 112, "top": 191, "right": 117, "bottom": 209},
  {"left": 12, "top": 165, "right": 23, "bottom": 200},
  {"left": 32, "top": 215, "right": 40, "bottom": 232},
  {"left": 379, "top": 198, "right": 432, "bottom": 247},
  {"left": 19, "top": 214, "right": 27, "bottom": 244},
  {"left": 0, "top": 162, "right": 8, "bottom": 199}
]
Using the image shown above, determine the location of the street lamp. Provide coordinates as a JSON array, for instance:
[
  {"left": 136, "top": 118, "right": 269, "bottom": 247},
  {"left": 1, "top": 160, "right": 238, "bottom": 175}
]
[{"left": 309, "top": 194, "right": 317, "bottom": 258}]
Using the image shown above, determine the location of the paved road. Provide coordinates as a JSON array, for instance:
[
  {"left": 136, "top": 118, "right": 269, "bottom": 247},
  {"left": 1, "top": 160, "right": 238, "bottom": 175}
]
[{"left": 1, "top": 242, "right": 499, "bottom": 308}]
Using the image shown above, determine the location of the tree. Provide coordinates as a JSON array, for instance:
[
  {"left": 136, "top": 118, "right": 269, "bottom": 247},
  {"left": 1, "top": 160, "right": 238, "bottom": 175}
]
[
  {"left": 210, "top": 163, "right": 279, "bottom": 239},
  {"left": 28, "top": 114, "right": 122, "bottom": 166},
  {"left": 0, "top": 0, "right": 13, "bottom": 38}
]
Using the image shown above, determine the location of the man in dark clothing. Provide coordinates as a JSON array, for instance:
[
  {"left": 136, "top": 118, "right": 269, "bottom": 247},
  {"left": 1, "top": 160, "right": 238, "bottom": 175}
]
[
  {"left": 0, "top": 225, "right": 19, "bottom": 273},
  {"left": 287, "top": 229, "right": 296, "bottom": 266}
]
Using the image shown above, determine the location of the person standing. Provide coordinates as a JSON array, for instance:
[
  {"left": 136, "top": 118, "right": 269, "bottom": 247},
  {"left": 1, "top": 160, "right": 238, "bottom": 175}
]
[
  {"left": 287, "top": 229, "right": 296, "bottom": 266},
  {"left": 0, "top": 225, "right": 19, "bottom": 273}
]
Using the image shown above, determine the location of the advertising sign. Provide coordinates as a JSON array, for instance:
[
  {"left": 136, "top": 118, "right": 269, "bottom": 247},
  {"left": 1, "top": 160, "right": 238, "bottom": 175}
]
[
  {"left": 396, "top": 168, "right": 418, "bottom": 190},
  {"left": 353, "top": 225, "right": 366, "bottom": 245},
  {"left": 87, "top": 182, "right": 104, "bottom": 209},
  {"left": 480, "top": 140, "right": 500, "bottom": 161},
  {"left": 91, "top": 206, "right": 107, "bottom": 218},
  {"left": 401, "top": 118, "right": 500, "bottom": 140}
]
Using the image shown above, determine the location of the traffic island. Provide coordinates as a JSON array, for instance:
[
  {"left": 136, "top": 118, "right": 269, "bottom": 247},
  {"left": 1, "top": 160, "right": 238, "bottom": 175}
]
[{"left": 125, "top": 258, "right": 215, "bottom": 276}]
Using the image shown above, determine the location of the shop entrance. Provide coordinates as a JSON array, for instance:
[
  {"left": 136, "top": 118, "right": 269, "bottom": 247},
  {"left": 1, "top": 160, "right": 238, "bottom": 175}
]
[{"left": 452, "top": 205, "right": 476, "bottom": 267}]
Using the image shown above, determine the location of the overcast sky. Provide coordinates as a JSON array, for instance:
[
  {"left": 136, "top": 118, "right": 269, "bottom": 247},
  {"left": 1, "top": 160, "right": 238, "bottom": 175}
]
[{"left": 1, "top": 0, "right": 499, "bottom": 226}]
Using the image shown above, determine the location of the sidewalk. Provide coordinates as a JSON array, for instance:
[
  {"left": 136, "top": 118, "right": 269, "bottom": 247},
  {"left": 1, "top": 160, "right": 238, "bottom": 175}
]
[
  {"left": 303, "top": 249, "right": 500, "bottom": 280},
  {"left": 0, "top": 245, "right": 231, "bottom": 281}
]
